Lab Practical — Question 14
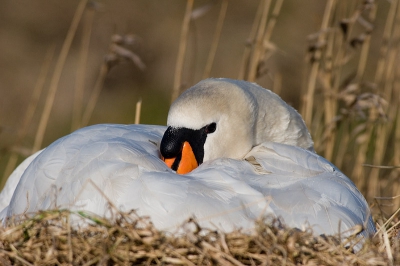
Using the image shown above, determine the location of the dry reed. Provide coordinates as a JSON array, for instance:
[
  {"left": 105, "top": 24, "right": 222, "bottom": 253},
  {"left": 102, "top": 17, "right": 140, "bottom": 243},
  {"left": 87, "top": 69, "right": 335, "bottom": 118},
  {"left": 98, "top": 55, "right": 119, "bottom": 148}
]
[
  {"left": 1, "top": 46, "right": 55, "bottom": 188},
  {"left": 32, "top": 0, "right": 88, "bottom": 153},
  {"left": 81, "top": 33, "right": 146, "bottom": 127},
  {"left": 71, "top": 5, "right": 96, "bottom": 132},
  {"left": 0, "top": 209, "right": 397, "bottom": 266},
  {"left": 293, "top": 0, "right": 399, "bottom": 214},
  {"left": 171, "top": 0, "right": 194, "bottom": 103},
  {"left": 0, "top": 0, "right": 399, "bottom": 264},
  {"left": 202, "top": 0, "right": 228, "bottom": 79},
  {"left": 134, "top": 99, "right": 142, "bottom": 125}
]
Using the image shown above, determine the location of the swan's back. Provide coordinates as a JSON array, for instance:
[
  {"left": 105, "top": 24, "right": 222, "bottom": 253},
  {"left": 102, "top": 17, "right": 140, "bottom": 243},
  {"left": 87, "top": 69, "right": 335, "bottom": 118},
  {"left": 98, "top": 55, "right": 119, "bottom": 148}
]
[
  {"left": 4, "top": 126, "right": 374, "bottom": 237},
  {"left": 244, "top": 142, "right": 375, "bottom": 237},
  {"left": 1, "top": 78, "right": 374, "bottom": 241},
  {"left": 7, "top": 124, "right": 168, "bottom": 218}
]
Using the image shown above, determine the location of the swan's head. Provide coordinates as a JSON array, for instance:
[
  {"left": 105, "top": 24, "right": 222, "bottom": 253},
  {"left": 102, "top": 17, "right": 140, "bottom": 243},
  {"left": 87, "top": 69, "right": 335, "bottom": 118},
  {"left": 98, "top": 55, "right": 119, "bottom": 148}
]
[{"left": 160, "top": 78, "right": 314, "bottom": 174}]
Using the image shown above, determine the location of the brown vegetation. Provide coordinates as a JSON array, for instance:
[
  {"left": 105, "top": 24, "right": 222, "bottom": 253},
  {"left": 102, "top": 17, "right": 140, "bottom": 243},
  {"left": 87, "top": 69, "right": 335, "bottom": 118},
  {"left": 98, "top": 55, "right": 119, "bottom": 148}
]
[
  {"left": 0, "top": 0, "right": 399, "bottom": 264},
  {"left": 0, "top": 210, "right": 398, "bottom": 265}
]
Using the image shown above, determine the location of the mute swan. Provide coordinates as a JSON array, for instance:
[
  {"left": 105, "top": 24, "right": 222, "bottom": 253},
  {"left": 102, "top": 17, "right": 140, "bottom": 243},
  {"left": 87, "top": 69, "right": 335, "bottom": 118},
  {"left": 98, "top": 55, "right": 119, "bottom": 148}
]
[{"left": 0, "top": 78, "right": 375, "bottom": 241}]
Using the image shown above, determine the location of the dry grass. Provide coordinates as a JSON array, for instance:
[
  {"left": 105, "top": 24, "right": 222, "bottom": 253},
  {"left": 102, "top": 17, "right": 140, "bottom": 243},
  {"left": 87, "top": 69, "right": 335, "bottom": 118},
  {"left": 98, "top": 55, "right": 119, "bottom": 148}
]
[
  {"left": 0, "top": 210, "right": 398, "bottom": 266},
  {"left": 299, "top": 0, "right": 400, "bottom": 215},
  {"left": 1, "top": 0, "right": 399, "bottom": 264},
  {"left": 171, "top": 0, "right": 195, "bottom": 103},
  {"left": 0, "top": 47, "right": 55, "bottom": 187},
  {"left": 32, "top": 0, "right": 89, "bottom": 153}
]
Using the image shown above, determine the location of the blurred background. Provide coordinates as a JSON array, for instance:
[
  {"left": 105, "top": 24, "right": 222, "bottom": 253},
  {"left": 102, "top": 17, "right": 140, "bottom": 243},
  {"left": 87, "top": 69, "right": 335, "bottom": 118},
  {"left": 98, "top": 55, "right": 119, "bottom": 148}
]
[
  {"left": 0, "top": 0, "right": 398, "bottom": 216},
  {"left": 0, "top": 1, "right": 328, "bottom": 132}
]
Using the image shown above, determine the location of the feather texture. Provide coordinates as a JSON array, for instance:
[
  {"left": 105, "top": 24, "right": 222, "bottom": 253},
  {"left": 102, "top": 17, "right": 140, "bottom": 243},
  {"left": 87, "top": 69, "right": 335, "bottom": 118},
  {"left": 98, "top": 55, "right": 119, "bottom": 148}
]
[
  {"left": 0, "top": 78, "right": 375, "bottom": 243},
  {"left": 1, "top": 124, "right": 374, "bottom": 238}
]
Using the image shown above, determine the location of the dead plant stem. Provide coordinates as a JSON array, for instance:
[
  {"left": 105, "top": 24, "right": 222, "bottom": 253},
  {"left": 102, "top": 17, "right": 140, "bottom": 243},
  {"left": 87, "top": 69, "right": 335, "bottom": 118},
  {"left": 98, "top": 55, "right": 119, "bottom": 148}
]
[
  {"left": 303, "top": 0, "right": 336, "bottom": 127},
  {"left": 2, "top": 47, "right": 55, "bottom": 187},
  {"left": 72, "top": 7, "right": 95, "bottom": 132},
  {"left": 203, "top": 0, "right": 228, "bottom": 79},
  {"left": 238, "top": 0, "right": 264, "bottom": 80},
  {"left": 247, "top": 0, "right": 272, "bottom": 82},
  {"left": 81, "top": 62, "right": 108, "bottom": 127},
  {"left": 32, "top": 0, "right": 88, "bottom": 152},
  {"left": 171, "top": 0, "right": 194, "bottom": 103}
]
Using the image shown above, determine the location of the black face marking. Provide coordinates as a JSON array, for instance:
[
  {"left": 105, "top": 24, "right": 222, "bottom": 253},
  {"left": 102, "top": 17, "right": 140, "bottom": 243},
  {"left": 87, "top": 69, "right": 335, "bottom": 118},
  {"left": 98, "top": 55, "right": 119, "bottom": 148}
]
[
  {"left": 205, "top": 122, "right": 217, "bottom": 134},
  {"left": 160, "top": 123, "right": 217, "bottom": 170}
]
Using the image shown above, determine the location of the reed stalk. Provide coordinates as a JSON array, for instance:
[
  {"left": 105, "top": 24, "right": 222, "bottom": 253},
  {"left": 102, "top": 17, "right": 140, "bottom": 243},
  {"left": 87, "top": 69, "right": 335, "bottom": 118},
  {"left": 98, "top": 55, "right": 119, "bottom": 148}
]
[
  {"left": 171, "top": 0, "right": 194, "bottom": 103},
  {"left": 134, "top": 99, "right": 142, "bottom": 125},
  {"left": 262, "top": 0, "right": 284, "bottom": 45},
  {"left": 247, "top": 0, "right": 272, "bottom": 82},
  {"left": 392, "top": 108, "right": 400, "bottom": 210},
  {"left": 320, "top": 32, "right": 335, "bottom": 160},
  {"left": 1, "top": 47, "right": 55, "bottom": 188},
  {"left": 366, "top": 1, "right": 400, "bottom": 200},
  {"left": 71, "top": 7, "right": 95, "bottom": 132},
  {"left": 374, "top": 0, "right": 398, "bottom": 86},
  {"left": 81, "top": 62, "right": 108, "bottom": 127},
  {"left": 238, "top": 0, "right": 264, "bottom": 80},
  {"left": 302, "top": 0, "right": 336, "bottom": 127},
  {"left": 202, "top": 0, "right": 228, "bottom": 79},
  {"left": 32, "top": 0, "right": 88, "bottom": 152}
]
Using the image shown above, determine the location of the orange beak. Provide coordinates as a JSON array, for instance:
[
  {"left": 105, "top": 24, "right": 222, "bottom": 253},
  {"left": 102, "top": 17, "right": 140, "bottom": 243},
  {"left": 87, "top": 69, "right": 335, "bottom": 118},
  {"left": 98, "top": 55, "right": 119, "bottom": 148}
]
[{"left": 163, "top": 141, "right": 198, "bottom": 174}]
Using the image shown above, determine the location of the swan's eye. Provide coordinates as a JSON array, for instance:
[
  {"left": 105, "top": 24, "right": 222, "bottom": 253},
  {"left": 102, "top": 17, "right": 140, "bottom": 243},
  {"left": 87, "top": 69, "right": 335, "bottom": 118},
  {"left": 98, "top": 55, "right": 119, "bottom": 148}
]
[{"left": 205, "top": 122, "right": 217, "bottom": 134}]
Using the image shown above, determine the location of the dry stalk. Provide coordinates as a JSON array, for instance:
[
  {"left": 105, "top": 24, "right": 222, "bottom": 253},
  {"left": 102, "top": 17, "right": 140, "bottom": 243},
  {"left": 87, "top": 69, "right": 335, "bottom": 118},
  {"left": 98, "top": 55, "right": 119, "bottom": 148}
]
[
  {"left": 1, "top": 46, "right": 55, "bottom": 188},
  {"left": 81, "top": 33, "right": 145, "bottom": 127},
  {"left": 81, "top": 62, "right": 108, "bottom": 127},
  {"left": 134, "top": 99, "right": 142, "bottom": 125},
  {"left": 332, "top": 121, "right": 349, "bottom": 169},
  {"left": 238, "top": 0, "right": 284, "bottom": 82},
  {"left": 355, "top": 5, "right": 376, "bottom": 82},
  {"left": 171, "top": 0, "right": 194, "bottom": 103},
  {"left": 335, "top": 3, "right": 377, "bottom": 181},
  {"left": 32, "top": 0, "right": 88, "bottom": 152},
  {"left": 246, "top": 0, "right": 272, "bottom": 82},
  {"left": 346, "top": 0, "right": 395, "bottom": 193},
  {"left": 319, "top": 36, "right": 335, "bottom": 161},
  {"left": 324, "top": 3, "right": 376, "bottom": 162},
  {"left": 71, "top": 6, "right": 96, "bottom": 132},
  {"left": 202, "top": 0, "right": 228, "bottom": 79},
  {"left": 1, "top": 209, "right": 395, "bottom": 265},
  {"left": 298, "top": 0, "right": 400, "bottom": 214},
  {"left": 238, "top": 0, "right": 264, "bottom": 80},
  {"left": 319, "top": 1, "right": 350, "bottom": 160},
  {"left": 302, "top": 0, "right": 336, "bottom": 127},
  {"left": 365, "top": 1, "right": 400, "bottom": 200},
  {"left": 374, "top": 0, "right": 399, "bottom": 85},
  {"left": 392, "top": 109, "right": 400, "bottom": 210},
  {"left": 352, "top": 123, "right": 373, "bottom": 190},
  {"left": 263, "top": 0, "right": 284, "bottom": 43}
]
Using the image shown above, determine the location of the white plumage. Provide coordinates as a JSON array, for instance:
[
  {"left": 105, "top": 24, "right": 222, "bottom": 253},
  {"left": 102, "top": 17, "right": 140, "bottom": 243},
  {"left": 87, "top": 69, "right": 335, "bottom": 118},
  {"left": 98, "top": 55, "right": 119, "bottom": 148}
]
[{"left": 0, "top": 78, "right": 375, "bottom": 239}]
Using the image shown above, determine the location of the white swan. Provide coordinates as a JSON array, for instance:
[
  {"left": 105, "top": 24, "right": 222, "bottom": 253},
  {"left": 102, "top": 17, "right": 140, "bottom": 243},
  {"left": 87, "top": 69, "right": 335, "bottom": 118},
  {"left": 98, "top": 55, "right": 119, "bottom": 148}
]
[{"left": 0, "top": 78, "right": 375, "bottom": 240}]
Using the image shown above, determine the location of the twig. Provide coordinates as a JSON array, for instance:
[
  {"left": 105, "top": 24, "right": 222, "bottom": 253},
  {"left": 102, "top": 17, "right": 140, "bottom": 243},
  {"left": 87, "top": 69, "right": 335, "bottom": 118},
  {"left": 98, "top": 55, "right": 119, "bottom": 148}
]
[
  {"left": 0, "top": 249, "right": 34, "bottom": 266},
  {"left": 362, "top": 164, "right": 400, "bottom": 169},
  {"left": 134, "top": 99, "right": 142, "bottom": 125}
]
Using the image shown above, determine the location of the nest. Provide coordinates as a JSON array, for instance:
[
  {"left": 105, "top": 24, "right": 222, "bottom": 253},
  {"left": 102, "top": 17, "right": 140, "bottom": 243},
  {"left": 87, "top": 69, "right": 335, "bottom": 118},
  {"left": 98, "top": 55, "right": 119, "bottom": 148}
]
[{"left": 0, "top": 209, "right": 398, "bottom": 265}]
